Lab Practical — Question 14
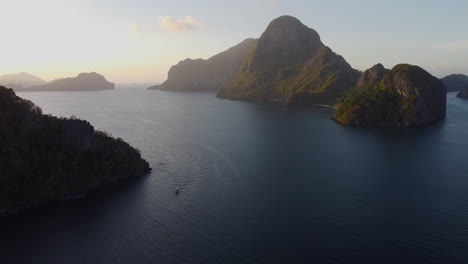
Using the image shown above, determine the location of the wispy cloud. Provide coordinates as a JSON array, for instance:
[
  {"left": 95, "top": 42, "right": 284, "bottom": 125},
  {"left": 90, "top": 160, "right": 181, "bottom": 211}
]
[
  {"left": 158, "top": 16, "right": 205, "bottom": 32},
  {"left": 128, "top": 22, "right": 144, "bottom": 40}
]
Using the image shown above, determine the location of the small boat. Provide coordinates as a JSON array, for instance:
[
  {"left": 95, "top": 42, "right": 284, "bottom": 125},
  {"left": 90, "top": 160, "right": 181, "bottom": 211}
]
[{"left": 175, "top": 187, "right": 180, "bottom": 194}]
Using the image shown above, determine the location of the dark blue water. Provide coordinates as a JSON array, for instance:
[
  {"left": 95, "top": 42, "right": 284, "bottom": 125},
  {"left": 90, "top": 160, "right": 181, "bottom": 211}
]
[{"left": 2, "top": 89, "right": 468, "bottom": 263}]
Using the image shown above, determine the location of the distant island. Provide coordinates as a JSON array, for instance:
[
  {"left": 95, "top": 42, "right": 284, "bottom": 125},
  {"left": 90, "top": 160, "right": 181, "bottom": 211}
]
[
  {"left": 0, "top": 86, "right": 150, "bottom": 215},
  {"left": 457, "top": 85, "right": 468, "bottom": 99},
  {"left": 18, "top": 72, "right": 114, "bottom": 92},
  {"left": 442, "top": 74, "right": 468, "bottom": 92},
  {"left": 334, "top": 64, "right": 446, "bottom": 126},
  {"left": 148, "top": 38, "right": 258, "bottom": 92},
  {"left": 218, "top": 16, "right": 360, "bottom": 106},
  {"left": 0, "top": 72, "right": 46, "bottom": 89}
]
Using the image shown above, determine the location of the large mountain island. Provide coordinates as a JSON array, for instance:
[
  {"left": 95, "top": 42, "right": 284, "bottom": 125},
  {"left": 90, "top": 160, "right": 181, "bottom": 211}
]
[
  {"left": 20, "top": 72, "right": 114, "bottom": 92},
  {"left": 334, "top": 64, "right": 446, "bottom": 126},
  {"left": 0, "top": 72, "right": 46, "bottom": 88},
  {"left": 442, "top": 74, "right": 468, "bottom": 92},
  {"left": 148, "top": 38, "right": 258, "bottom": 91},
  {"left": 0, "top": 86, "right": 150, "bottom": 214},
  {"left": 217, "top": 16, "right": 360, "bottom": 106}
]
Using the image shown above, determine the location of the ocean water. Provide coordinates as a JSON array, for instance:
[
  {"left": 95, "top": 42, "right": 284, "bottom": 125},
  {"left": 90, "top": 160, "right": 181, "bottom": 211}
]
[{"left": 2, "top": 88, "right": 468, "bottom": 263}]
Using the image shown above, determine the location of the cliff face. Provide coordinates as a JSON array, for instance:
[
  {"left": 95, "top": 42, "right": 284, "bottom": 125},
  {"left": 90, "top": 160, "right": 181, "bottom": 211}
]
[
  {"left": 149, "top": 38, "right": 258, "bottom": 91},
  {"left": 21, "top": 72, "right": 114, "bottom": 92},
  {"left": 218, "top": 16, "right": 360, "bottom": 106},
  {"left": 247, "top": 16, "right": 323, "bottom": 72},
  {"left": 334, "top": 64, "right": 447, "bottom": 126},
  {"left": 442, "top": 74, "right": 468, "bottom": 92},
  {"left": 457, "top": 85, "right": 468, "bottom": 99},
  {"left": 0, "top": 86, "right": 150, "bottom": 214},
  {"left": 356, "top": 63, "right": 388, "bottom": 87}
]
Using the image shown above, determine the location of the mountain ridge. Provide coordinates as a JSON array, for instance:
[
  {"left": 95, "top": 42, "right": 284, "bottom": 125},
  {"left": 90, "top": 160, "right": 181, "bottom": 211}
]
[
  {"left": 217, "top": 15, "right": 361, "bottom": 106},
  {"left": 148, "top": 38, "right": 258, "bottom": 91},
  {"left": 19, "top": 72, "right": 114, "bottom": 92}
]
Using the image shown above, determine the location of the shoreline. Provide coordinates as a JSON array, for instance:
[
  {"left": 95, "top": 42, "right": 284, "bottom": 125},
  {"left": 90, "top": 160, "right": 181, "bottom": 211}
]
[{"left": 0, "top": 168, "right": 152, "bottom": 217}]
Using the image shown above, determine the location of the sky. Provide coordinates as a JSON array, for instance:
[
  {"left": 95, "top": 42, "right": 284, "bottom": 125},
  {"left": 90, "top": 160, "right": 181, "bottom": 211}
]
[{"left": 0, "top": 0, "right": 467, "bottom": 83}]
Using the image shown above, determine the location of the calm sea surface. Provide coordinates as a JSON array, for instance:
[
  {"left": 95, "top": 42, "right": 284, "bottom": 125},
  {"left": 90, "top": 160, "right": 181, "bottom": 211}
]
[{"left": 2, "top": 88, "right": 468, "bottom": 263}]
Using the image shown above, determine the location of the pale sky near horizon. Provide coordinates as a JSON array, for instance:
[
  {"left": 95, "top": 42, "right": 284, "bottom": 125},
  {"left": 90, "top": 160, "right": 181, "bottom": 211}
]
[{"left": 1, "top": 0, "right": 467, "bottom": 83}]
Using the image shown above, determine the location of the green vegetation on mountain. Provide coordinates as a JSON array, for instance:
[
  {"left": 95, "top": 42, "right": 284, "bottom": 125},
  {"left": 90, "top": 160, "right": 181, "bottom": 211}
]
[
  {"left": 218, "top": 16, "right": 360, "bottom": 106},
  {"left": 0, "top": 86, "right": 150, "bottom": 214},
  {"left": 334, "top": 64, "right": 447, "bottom": 126}
]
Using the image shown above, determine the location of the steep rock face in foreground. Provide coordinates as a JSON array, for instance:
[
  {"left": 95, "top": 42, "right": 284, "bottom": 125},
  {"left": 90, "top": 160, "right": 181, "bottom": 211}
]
[
  {"left": 334, "top": 64, "right": 447, "bottom": 126},
  {"left": 442, "top": 74, "right": 468, "bottom": 92},
  {"left": 148, "top": 38, "right": 258, "bottom": 91},
  {"left": 0, "top": 87, "right": 150, "bottom": 214},
  {"left": 22, "top": 72, "right": 114, "bottom": 91},
  {"left": 218, "top": 16, "right": 360, "bottom": 106},
  {"left": 457, "top": 85, "right": 468, "bottom": 99}
]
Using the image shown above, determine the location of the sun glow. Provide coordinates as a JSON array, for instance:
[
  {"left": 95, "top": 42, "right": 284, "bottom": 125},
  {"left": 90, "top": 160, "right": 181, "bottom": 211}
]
[{"left": 0, "top": 0, "right": 172, "bottom": 83}]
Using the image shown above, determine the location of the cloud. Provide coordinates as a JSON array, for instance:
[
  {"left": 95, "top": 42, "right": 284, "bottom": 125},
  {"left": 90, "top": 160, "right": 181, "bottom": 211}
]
[
  {"left": 128, "top": 22, "right": 144, "bottom": 40},
  {"left": 158, "top": 16, "right": 205, "bottom": 32},
  {"left": 129, "top": 22, "right": 142, "bottom": 33}
]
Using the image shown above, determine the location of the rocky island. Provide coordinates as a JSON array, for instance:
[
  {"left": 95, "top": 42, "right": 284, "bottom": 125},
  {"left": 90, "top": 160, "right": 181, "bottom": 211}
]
[
  {"left": 148, "top": 38, "right": 258, "bottom": 91},
  {"left": 456, "top": 85, "right": 468, "bottom": 99},
  {"left": 217, "top": 16, "right": 360, "bottom": 106},
  {"left": 20, "top": 72, "right": 114, "bottom": 92},
  {"left": 334, "top": 64, "right": 447, "bottom": 126},
  {"left": 0, "top": 72, "right": 46, "bottom": 88},
  {"left": 442, "top": 74, "right": 468, "bottom": 92},
  {"left": 0, "top": 86, "right": 150, "bottom": 214}
]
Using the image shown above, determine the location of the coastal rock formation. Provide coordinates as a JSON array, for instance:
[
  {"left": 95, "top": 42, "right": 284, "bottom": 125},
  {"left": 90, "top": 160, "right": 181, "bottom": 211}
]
[
  {"left": 334, "top": 64, "right": 447, "bottom": 126},
  {"left": 217, "top": 16, "right": 360, "bottom": 106},
  {"left": 0, "top": 72, "right": 46, "bottom": 88},
  {"left": 148, "top": 38, "right": 258, "bottom": 91},
  {"left": 356, "top": 63, "right": 388, "bottom": 87},
  {"left": 22, "top": 72, "right": 114, "bottom": 91},
  {"left": 0, "top": 86, "right": 150, "bottom": 214},
  {"left": 457, "top": 85, "right": 468, "bottom": 99},
  {"left": 442, "top": 74, "right": 468, "bottom": 92}
]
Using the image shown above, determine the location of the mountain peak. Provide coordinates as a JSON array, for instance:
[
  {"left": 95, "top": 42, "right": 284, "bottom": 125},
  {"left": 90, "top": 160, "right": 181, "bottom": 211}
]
[
  {"left": 247, "top": 16, "right": 323, "bottom": 72},
  {"left": 357, "top": 63, "right": 389, "bottom": 87}
]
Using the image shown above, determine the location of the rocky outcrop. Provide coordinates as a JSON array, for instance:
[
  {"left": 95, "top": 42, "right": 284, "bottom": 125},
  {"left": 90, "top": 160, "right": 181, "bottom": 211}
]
[
  {"left": 218, "top": 16, "right": 360, "bottom": 106},
  {"left": 334, "top": 64, "right": 447, "bottom": 126},
  {"left": 148, "top": 38, "right": 258, "bottom": 91},
  {"left": 356, "top": 63, "right": 388, "bottom": 87},
  {"left": 21, "top": 72, "right": 114, "bottom": 91},
  {"left": 442, "top": 74, "right": 468, "bottom": 92},
  {"left": 0, "top": 86, "right": 150, "bottom": 214},
  {"left": 457, "top": 85, "right": 468, "bottom": 99}
]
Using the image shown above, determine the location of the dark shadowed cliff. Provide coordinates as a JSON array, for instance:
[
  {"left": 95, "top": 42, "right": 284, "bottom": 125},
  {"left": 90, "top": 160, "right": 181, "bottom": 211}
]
[
  {"left": 334, "top": 64, "right": 446, "bottom": 126},
  {"left": 0, "top": 86, "right": 150, "bottom": 214},
  {"left": 217, "top": 16, "right": 360, "bottom": 106},
  {"left": 148, "top": 38, "right": 258, "bottom": 91},
  {"left": 20, "top": 72, "right": 114, "bottom": 92},
  {"left": 457, "top": 85, "right": 468, "bottom": 99}
]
